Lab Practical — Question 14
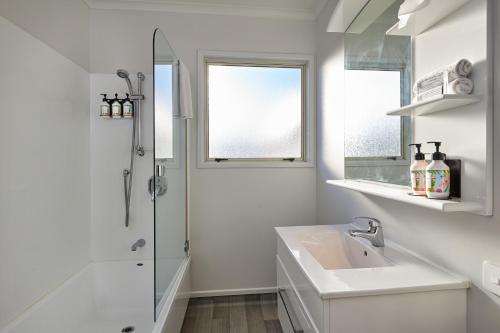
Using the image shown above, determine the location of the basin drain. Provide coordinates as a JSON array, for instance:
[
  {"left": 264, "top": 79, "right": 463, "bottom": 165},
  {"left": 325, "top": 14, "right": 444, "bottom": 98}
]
[{"left": 122, "top": 326, "right": 135, "bottom": 333}]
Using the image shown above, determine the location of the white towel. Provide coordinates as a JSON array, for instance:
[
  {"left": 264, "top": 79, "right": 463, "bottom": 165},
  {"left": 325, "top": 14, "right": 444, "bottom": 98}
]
[
  {"left": 414, "top": 72, "right": 444, "bottom": 94},
  {"left": 413, "top": 59, "right": 473, "bottom": 94},
  {"left": 415, "top": 78, "right": 473, "bottom": 102},
  {"left": 179, "top": 61, "right": 193, "bottom": 119},
  {"left": 448, "top": 58, "right": 473, "bottom": 77},
  {"left": 416, "top": 85, "right": 443, "bottom": 102},
  {"left": 449, "top": 78, "right": 474, "bottom": 95}
]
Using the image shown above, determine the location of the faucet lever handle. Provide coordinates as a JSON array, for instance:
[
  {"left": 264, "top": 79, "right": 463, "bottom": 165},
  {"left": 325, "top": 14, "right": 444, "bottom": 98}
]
[
  {"left": 368, "top": 219, "right": 381, "bottom": 228},
  {"left": 351, "top": 217, "right": 381, "bottom": 230}
]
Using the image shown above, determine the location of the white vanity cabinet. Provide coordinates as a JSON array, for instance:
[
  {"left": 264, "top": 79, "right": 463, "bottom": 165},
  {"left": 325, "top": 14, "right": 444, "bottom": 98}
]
[
  {"left": 275, "top": 225, "right": 469, "bottom": 333},
  {"left": 277, "top": 252, "right": 327, "bottom": 333}
]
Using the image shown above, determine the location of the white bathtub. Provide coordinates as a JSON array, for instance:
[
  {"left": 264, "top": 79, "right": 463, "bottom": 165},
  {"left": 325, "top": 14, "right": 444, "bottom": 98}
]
[{"left": 1, "top": 258, "right": 190, "bottom": 333}]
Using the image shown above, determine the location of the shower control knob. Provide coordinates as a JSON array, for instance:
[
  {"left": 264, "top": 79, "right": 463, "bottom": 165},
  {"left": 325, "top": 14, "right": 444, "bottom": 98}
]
[{"left": 148, "top": 173, "right": 167, "bottom": 201}]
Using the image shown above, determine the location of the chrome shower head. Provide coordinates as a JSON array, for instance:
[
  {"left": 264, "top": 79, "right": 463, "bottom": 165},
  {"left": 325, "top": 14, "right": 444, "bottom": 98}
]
[
  {"left": 116, "top": 69, "right": 134, "bottom": 94},
  {"left": 116, "top": 69, "right": 129, "bottom": 79}
]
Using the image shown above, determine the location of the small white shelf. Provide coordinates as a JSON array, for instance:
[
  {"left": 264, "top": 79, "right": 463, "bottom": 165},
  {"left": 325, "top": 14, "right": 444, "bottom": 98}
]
[
  {"left": 386, "top": 94, "right": 481, "bottom": 116},
  {"left": 386, "top": 0, "right": 470, "bottom": 37},
  {"left": 326, "top": 179, "right": 483, "bottom": 213}
]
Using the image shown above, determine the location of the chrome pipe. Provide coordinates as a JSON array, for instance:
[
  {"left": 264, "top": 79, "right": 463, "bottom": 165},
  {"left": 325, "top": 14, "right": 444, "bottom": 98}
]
[
  {"left": 117, "top": 69, "right": 145, "bottom": 227},
  {"left": 136, "top": 72, "right": 145, "bottom": 157},
  {"left": 123, "top": 169, "right": 130, "bottom": 227}
]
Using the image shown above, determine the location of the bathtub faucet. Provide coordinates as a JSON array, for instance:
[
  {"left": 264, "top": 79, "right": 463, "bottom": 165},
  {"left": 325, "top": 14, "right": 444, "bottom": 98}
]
[{"left": 131, "top": 239, "right": 146, "bottom": 251}]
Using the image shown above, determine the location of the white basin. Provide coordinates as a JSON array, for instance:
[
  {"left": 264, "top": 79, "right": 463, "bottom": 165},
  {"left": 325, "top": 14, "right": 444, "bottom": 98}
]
[
  {"left": 300, "top": 230, "right": 392, "bottom": 270},
  {"left": 276, "top": 224, "right": 469, "bottom": 298}
]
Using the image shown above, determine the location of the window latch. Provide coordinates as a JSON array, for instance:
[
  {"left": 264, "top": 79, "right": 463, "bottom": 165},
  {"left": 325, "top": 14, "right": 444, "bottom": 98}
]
[
  {"left": 214, "top": 158, "right": 228, "bottom": 163},
  {"left": 283, "top": 158, "right": 295, "bottom": 162}
]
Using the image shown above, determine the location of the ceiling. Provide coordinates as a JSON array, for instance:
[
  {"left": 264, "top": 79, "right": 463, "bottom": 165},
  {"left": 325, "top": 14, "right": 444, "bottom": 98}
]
[{"left": 84, "top": 0, "right": 328, "bottom": 20}]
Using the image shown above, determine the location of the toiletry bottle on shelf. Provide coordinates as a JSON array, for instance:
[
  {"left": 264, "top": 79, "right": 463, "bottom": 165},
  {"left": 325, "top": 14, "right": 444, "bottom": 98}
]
[
  {"left": 425, "top": 141, "right": 450, "bottom": 199},
  {"left": 409, "top": 143, "right": 427, "bottom": 196},
  {"left": 122, "top": 93, "right": 134, "bottom": 118},
  {"left": 99, "top": 94, "right": 111, "bottom": 118},
  {"left": 111, "top": 93, "right": 122, "bottom": 119}
]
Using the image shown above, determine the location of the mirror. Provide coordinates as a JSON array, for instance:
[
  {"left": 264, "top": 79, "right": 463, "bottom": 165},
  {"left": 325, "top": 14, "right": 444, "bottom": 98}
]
[
  {"left": 344, "top": 0, "right": 412, "bottom": 185},
  {"left": 153, "top": 28, "right": 187, "bottom": 319}
]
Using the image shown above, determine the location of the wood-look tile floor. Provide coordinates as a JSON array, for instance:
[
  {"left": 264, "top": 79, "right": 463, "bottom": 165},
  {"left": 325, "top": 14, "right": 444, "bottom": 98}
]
[{"left": 181, "top": 294, "right": 283, "bottom": 333}]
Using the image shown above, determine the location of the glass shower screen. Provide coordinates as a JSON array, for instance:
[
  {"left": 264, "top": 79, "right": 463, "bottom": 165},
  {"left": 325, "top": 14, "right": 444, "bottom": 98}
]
[{"left": 153, "top": 28, "right": 187, "bottom": 319}]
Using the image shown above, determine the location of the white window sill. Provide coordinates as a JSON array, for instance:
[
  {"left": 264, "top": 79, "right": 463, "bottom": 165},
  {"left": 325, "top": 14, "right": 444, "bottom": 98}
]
[
  {"left": 197, "top": 160, "right": 315, "bottom": 169},
  {"left": 345, "top": 159, "right": 410, "bottom": 167}
]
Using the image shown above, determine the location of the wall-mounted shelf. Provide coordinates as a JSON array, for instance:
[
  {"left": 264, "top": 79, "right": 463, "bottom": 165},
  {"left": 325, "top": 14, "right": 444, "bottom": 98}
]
[
  {"left": 386, "top": 0, "right": 470, "bottom": 37},
  {"left": 100, "top": 117, "right": 133, "bottom": 120},
  {"left": 326, "top": 179, "right": 483, "bottom": 213},
  {"left": 386, "top": 94, "right": 481, "bottom": 116}
]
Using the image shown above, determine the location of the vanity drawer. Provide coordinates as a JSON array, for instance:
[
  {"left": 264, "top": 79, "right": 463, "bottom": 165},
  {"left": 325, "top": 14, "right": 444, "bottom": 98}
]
[
  {"left": 277, "top": 293, "right": 297, "bottom": 333},
  {"left": 277, "top": 238, "right": 325, "bottom": 332},
  {"left": 277, "top": 255, "right": 316, "bottom": 333}
]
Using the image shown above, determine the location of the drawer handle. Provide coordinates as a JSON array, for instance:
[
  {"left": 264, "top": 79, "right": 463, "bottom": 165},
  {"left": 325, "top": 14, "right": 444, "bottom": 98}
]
[{"left": 278, "top": 288, "right": 304, "bottom": 333}]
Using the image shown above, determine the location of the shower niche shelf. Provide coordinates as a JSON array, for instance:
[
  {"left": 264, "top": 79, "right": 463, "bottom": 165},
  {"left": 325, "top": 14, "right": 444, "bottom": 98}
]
[
  {"left": 386, "top": 94, "right": 481, "bottom": 117},
  {"left": 326, "top": 180, "right": 484, "bottom": 213}
]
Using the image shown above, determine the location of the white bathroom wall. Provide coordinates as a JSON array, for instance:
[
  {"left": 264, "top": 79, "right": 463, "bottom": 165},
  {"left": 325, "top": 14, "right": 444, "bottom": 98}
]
[
  {"left": 0, "top": 14, "right": 90, "bottom": 329},
  {"left": 89, "top": 74, "right": 154, "bottom": 261},
  {"left": 316, "top": 0, "right": 500, "bottom": 332},
  {"left": 89, "top": 9, "right": 317, "bottom": 294},
  {"left": 0, "top": 0, "right": 90, "bottom": 70}
]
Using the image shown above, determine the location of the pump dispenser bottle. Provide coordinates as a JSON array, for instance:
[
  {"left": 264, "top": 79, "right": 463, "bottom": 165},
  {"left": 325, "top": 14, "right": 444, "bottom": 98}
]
[
  {"left": 111, "top": 93, "right": 122, "bottom": 119},
  {"left": 409, "top": 143, "right": 427, "bottom": 196},
  {"left": 100, "top": 94, "right": 111, "bottom": 118},
  {"left": 425, "top": 141, "right": 450, "bottom": 199},
  {"left": 122, "top": 93, "right": 134, "bottom": 118}
]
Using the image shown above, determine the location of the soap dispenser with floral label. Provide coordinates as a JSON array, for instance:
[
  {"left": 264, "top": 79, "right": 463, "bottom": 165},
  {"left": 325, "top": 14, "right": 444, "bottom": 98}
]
[
  {"left": 409, "top": 143, "right": 428, "bottom": 196},
  {"left": 425, "top": 141, "right": 450, "bottom": 199}
]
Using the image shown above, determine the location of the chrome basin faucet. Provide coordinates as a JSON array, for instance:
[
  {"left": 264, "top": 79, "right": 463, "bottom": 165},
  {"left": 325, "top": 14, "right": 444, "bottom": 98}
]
[
  {"left": 348, "top": 217, "right": 385, "bottom": 247},
  {"left": 131, "top": 239, "right": 146, "bottom": 251}
]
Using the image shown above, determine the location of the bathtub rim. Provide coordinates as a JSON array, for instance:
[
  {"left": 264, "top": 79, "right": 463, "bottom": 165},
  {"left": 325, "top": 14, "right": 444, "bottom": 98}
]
[
  {"left": 152, "top": 255, "right": 191, "bottom": 333},
  {"left": 0, "top": 263, "right": 90, "bottom": 333}
]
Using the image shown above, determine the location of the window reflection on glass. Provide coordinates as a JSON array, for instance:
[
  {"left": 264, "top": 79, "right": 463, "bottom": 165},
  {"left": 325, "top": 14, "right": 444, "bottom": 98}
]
[
  {"left": 154, "top": 64, "right": 173, "bottom": 159},
  {"left": 344, "top": 69, "right": 402, "bottom": 158},
  {"left": 207, "top": 64, "right": 303, "bottom": 159}
]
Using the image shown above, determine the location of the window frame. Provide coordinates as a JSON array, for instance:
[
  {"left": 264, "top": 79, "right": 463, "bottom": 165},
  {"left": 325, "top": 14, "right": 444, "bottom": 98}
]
[
  {"left": 344, "top": 61, "right": 412, "bottom": 167},
  {"left": 197, "top": 50, "right": 315, "bottom": 168}
]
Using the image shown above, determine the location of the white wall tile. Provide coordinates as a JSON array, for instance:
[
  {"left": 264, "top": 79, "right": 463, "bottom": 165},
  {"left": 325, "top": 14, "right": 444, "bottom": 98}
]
[{"left": 0, "top": 16, "right": 90, "bottom": 328}]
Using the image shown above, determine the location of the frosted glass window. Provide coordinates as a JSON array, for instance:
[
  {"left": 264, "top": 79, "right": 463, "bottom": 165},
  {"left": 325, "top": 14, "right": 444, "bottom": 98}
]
[
  {"left": 345, "top": 70, "right": 402, "bottom": 158},
  {"left": 154, "top": 64, "right": 173, "bottom": 159},
  {"left": 207, "top": 64, "right": 303, "bottom": 159}
]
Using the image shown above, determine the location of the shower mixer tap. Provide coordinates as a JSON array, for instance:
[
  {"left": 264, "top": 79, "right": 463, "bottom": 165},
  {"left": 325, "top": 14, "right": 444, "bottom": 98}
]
[{"left": 149, "top": 164, "right": 167, "bottom": 201}]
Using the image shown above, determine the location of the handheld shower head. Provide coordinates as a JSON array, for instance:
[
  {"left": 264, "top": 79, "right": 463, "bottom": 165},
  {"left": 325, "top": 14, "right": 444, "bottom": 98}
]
[
  {"left": 116, "top": 69, "right": 134, "bottom": 94},
  {"left": 116, "top": 69, "right": 129, "bottom": 78}
]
